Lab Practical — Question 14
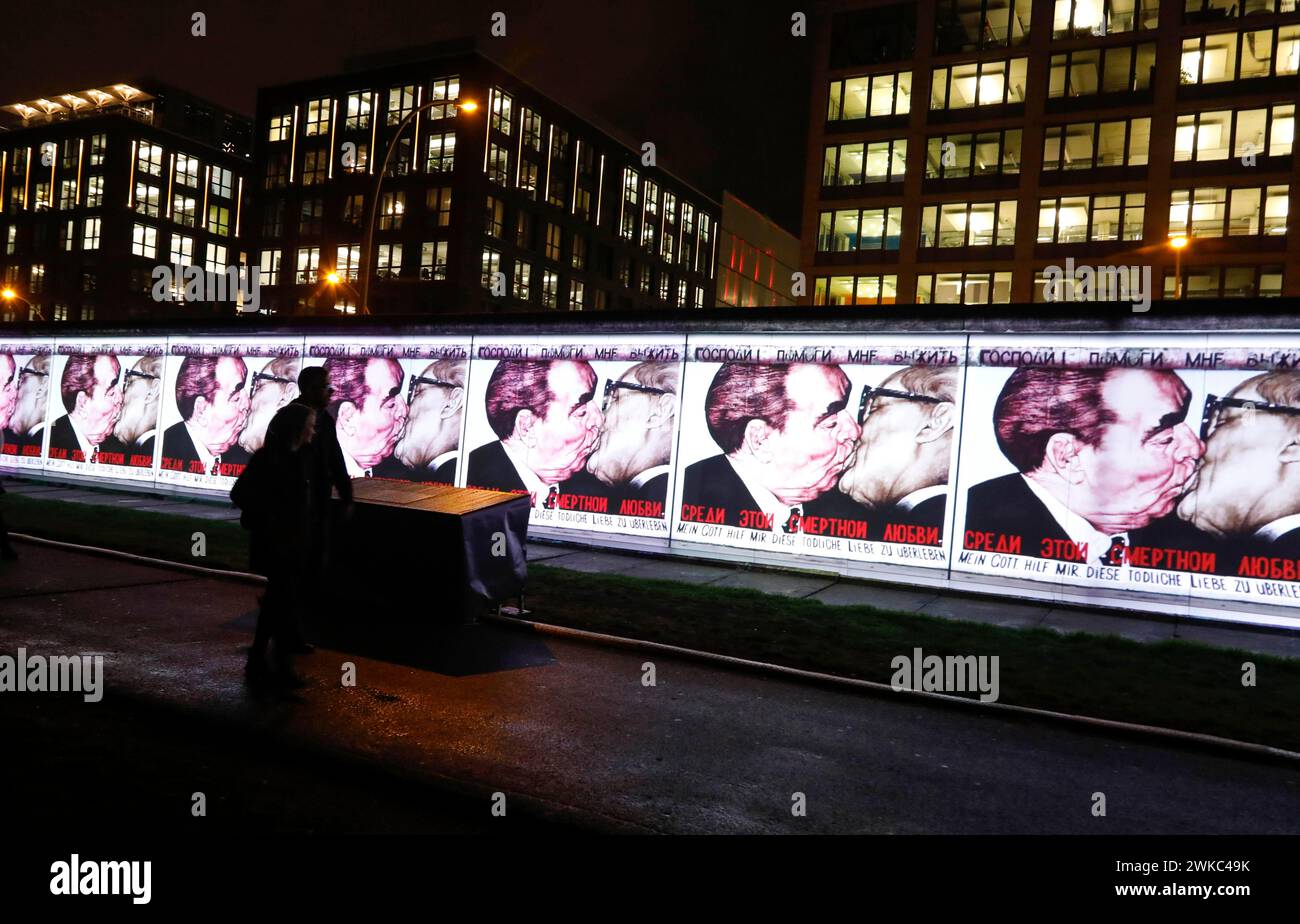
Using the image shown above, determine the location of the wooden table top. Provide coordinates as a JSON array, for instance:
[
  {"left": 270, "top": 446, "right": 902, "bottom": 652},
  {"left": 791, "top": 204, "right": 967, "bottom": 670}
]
[{"left": 350, "top": 478, "right": 529, "bottom": 515}]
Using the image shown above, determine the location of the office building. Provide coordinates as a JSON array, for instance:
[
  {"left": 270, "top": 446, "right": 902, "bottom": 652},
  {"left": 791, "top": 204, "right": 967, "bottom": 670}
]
[
  {"left": 803, "top": 0, "right": 1299, "bottom": 306},
  {"left": 251, "top": 41, "right": 720, "bottom": 315},
  {"left": 0, "top": 80, "right": 253, "bottom": 321}
]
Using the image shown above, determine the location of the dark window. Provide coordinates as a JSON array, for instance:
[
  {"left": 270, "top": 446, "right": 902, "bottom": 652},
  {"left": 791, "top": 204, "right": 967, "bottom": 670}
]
[{"left": 829, "top": 4, "right": 917, "bottom": 68}]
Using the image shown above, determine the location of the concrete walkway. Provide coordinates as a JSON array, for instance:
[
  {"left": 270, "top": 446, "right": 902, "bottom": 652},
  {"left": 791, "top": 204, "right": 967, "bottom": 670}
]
[
  {"left": 6, "top": 475, "right": 1295, "bottom": 661},
  {"left": 1, "top": 541, "right": 1298, "bottom": 835}
]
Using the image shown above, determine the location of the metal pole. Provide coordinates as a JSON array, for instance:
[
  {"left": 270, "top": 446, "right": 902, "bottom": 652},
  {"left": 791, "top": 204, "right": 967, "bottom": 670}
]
[{"left": 360, "top": 99, "right": 468, "bottom": 316}]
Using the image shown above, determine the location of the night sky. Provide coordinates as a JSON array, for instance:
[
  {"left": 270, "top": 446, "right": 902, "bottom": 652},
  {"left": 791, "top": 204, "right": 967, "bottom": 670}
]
[{"left": 0, "top": 0, "right": 812, "bottom": 234}]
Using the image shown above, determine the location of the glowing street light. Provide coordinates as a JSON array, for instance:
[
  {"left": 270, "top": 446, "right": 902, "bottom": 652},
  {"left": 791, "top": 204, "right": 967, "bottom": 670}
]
[
  {"left": 1169, "top": 235, "right": 1190, "bottom": 300},
  {"left": 1, "top": 286, "right": 43, "bottom": 320}
]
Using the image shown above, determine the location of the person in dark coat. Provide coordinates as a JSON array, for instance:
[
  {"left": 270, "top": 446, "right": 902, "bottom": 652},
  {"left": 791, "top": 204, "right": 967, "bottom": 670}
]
[
  {"left": 231, "top": 402, "right": 316, "bottom": 688},
  {"left": 279, "top": 365, "right": 353, "bottom": 633}
]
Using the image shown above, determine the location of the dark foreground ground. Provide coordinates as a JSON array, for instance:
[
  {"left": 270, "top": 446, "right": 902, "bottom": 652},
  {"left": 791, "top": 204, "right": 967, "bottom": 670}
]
[{"left": 2, "top": 541, "right": 1299, "bottom": 835}]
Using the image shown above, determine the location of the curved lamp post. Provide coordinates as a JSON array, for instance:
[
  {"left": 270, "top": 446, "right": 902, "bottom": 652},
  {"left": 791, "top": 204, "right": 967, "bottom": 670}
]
[
  {"left": 1, "top": 286, "right": 43, "bottom": 321},
  {"left": 358, "top": 98, "right": 478, "bottom": 315}
]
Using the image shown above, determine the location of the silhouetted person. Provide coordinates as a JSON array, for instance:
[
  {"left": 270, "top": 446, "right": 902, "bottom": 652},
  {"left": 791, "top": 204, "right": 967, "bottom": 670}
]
[
  {"left": 283, "top": 365, "right": 354, "bottom": 635},
  {"left": 0, "top": 479, "right": 17, "bottom": 561},
  {"left": 231, "top": 403, "right": 316, "bottom": 688}
]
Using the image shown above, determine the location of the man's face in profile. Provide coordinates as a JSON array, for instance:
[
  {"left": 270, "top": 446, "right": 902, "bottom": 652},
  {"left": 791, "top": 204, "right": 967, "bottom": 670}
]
[
  {"left": 115, "top": 359, "right": 162, "bottom": 444},
  {"left": 756, "top": 364, "right": 860, "bottom": 503},
  {"left": 524, "top": 361, "right": 601, "bottom": 483},
  {"left": 13, "top": 359, "right": 48, "bottom": 434},
  {"left": 198, "top": 356, "right": 250, "bottom": 455},
  {"left": 78, "top": 354, "right": 123, "bottom": 445},
  {"left": 0, "top": 355, "right": 16, "bottom": 432},
  {"left": 1177, "top": 380, "right": 1291, "bottom": 535},
  {"left": 586, "top": 372, "right": 668, "bottom": 485},
  {"left": 239, "top": 365, "right": 298, "bottom": 454},
  {"left": 839, "top": 370, "right": 938, "bottom": 507},
  {"left": 1076, "top": 369, "right": 1203, "bottom": 530},
  {"left": 396, "top": 368, "right": 461, "bottom": 467},
  {"left": 347, "top": 358, "right": 408, "bottom": 464}
]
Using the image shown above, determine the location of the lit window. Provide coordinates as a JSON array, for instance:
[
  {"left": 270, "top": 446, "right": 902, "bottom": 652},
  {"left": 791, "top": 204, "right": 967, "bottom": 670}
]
[
  {"left": 487, "top": 143, "right": 510, "bottom": 185},
  {"left": 134, "top": 183, "right": 161, "bottom": 217},
  {"left": 205, "top": 244, "right": 228, "bottom": 274},
  {"left": 85, "top": 175, "right": 103, "bottom": 208},
  {"left": 513, "top": 261, "right": 532, "bottom": 299},
  {"left": 379, "top": 192, "right": 405, "bottom": 230},
  {"left": 1052, "top": 0, "right": 1159, "bottom": 38},
  {"left": 207, "top": 205, "right": 231, "bottom": 236},
  {"left": 934, "top": 0, "right": 1031, "bottom": 53},
  {"left": 542, "top": 269, "right": 559, "bottom": 307},
  {"left": 89, "top": 134, "right": 106, "bottom": 166},
  {"left": 259, "top": 250, "right": 281, "bottom": 285},
  {"left": 492, "top": 90, "right": 513, "bottom": 135},
  {"left": 420, "top": 241, "right": 448, "bottom": 281},
  {"left": 305, "top": 97, "right": 331, "bottom": 136},
  {"left": 334, "top": 244, "right": 360, "bottom": 282},
  {"left": 931, "top": 58, "right": 1027, "bottom": 109},
  {"left": 816, "top": 208, "right": 904, "bottom": 252},
  {"left": 268, "top": 113, "right": 292, "bottom": 142},
  {"left": 569, "top": 279, "right": 585, "bottom": 310},
  {"left": 173, "top": 195, "right": 198, "bottom": 228},
  {"left": 920, "top": 200, "right": 1017, "bottom": 248},
  {"left": 387, "top": 85, "right": 417, "bottom": 126},
  {"left": 302, "top": 148, "right": 327, "bottom": 185},
  {"left": 1042, "top": 118, "right": 1150, "bottom": 169},
  {"left": 137, "top": 143, "right": 164, "bottom": 177},
  {"left": 1049, "top": 44, "right": 1156, "bottom": 97},
  {"left": 813, "top": 275, "right": 898, "bottom": 306},
  {"left": 176, "top": 154, "right": 200, "bottom": 187},
  {"left": 170, "top": 234, "right": 193, "bottom": 265},
  {"left": 58, "top": 180, "right": 77, "bottom": 210},
  {"left": 131, "top": 223, "right": 157, "bottom": 258},
  {"left": 916, "top": 272, "right": 1012, "bottom": 305},
  {"left": 210, "top": 167, "right": 234, "bottom": 199},
  {"left": 481, "top": 248, "right": 501, "bottom": 289},
  {"left": 427, "top": 78, "right": 459, "bottom": 120},
  {"left": 827, "top": 71, "right": 913, "bottom": 120},
  {"left": 376, "top": 243, "right": 403, "bottom": 279},
  {"left": 344, "top": 92, "right": 371, "bottom": 130},
  {"left": 823, "top": 138, "right": 908, "bottom": 186},
  {"left": 545, "top": 223, "right": 562, "bottom": 261},
  {"left": 296, "top": 247, "right": 320, "bottom": 283},
  {"left": 1039, "top": 192, "right": 1144, "bottom": 242},
  {"left": 926, "top": 129, "right": 1023, "bottom": 178},
  {"left": 571, "top": 234, "right": 586, "bottom": 270},
  {"left": 426, "top": 133, "right": 456, "bottom": 172},
  {"left": 522, "top": 108, "right": 542, "bottom": 151},
  {"left": 486, "top": 195, "right": 505, "bottom": 238}
]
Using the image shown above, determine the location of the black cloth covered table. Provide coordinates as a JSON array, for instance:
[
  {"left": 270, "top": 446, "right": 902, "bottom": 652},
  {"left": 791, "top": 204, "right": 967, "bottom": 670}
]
[{"left": 336, "top": 479, "right": 530, "bottom": 619}]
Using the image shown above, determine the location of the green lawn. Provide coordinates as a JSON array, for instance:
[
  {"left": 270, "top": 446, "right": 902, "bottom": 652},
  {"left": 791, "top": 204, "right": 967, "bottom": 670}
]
[{"left": 5, "top": 490, "right": 1299, "bottom": 752}]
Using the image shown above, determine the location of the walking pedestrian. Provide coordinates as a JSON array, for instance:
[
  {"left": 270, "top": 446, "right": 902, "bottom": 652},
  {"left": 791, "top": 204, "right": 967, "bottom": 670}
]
[{"left": 231, "top": 402, "right": 315, "bottom": 688}]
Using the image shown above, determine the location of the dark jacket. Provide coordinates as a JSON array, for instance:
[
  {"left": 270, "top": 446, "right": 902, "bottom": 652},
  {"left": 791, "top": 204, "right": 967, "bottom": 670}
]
[
  {"left": 230, "top": 442, "right": 313, "bottom": 577},
  {"left": 274, "top": 400, "right": 352, "bottom": 507},
  {"left": 465, "top": 440, "right": 527, "bottom": 493},
  {"left": 679, "top": 454, "right": 760, "bottom": 527},
  {"left": 964, "top": 472, "right": 1069, "bottom": 557}
]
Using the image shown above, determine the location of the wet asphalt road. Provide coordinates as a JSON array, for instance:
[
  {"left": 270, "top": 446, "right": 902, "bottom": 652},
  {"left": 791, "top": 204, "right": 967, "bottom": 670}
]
[{"left": 1, "top": 541, "right": 1297, "bottom": 834}]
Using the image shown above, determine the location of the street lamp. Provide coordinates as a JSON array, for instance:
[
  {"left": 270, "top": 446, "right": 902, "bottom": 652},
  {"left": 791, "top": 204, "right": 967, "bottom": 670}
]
[
  {"left": 1, "top": 286, "right": 44, "bottom": 321},
  {"left": 322, "top": 270, "right": 363, "bottom": 313},
  {"left": 1169, "top": 235, "right": 1190, "bottom": 300},
  {"left": 358, "top": 98, "right": 479, "bottom": 316}
]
